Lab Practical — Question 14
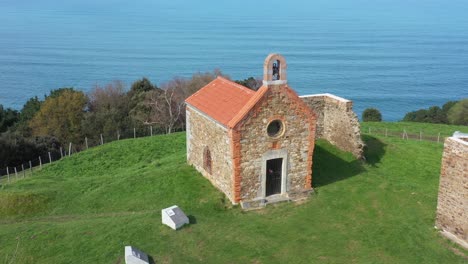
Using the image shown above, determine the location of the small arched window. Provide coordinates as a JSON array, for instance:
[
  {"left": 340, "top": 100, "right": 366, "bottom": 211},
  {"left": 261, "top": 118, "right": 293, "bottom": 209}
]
[{"left": 203, "top": 147, "right": 212, "bottom": 174}]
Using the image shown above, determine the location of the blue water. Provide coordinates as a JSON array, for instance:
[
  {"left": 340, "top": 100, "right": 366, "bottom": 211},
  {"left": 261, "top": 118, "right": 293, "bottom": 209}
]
[{"left": 1, "top": 0, "right": 468, "bottom": 121}]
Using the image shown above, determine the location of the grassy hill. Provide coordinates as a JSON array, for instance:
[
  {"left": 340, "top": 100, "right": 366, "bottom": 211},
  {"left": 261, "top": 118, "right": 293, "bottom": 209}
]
[{"left": 0, "top": 123, "right": 467, "bottom": 263}]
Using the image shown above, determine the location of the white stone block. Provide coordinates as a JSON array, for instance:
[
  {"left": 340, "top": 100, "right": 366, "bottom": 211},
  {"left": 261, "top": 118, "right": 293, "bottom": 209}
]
[
  {"left": 161, "top": 205, "right": 189, "bottom": 230},
  {"left": 125, "top": 246, "right": 149, "bottom": 264}
]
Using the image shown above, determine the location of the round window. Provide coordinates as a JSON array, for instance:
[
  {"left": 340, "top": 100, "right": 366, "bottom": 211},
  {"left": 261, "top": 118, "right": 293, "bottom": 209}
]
[{"left": 267, "top": 120, "right": 284, "bottom": 137}]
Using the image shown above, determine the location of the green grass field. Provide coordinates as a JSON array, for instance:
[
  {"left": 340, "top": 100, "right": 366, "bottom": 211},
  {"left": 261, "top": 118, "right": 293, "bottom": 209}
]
[{"left": 0, "top": 125, "right": 466, "bottom": 263}]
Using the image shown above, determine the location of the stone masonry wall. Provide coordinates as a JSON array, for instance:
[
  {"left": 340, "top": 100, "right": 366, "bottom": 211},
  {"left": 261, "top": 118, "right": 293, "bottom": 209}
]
[
  {"left": 436, "top": 136, "right": 468, "bottom": 248},
  {"left": 186, "top": 106, "right": 234, "bottom": 202},
  {"left": 301, "top": 94, "right": 364, "bottom": 158},
  {"left": 237, "top": 84, "right": 316, "bottom": 203}
]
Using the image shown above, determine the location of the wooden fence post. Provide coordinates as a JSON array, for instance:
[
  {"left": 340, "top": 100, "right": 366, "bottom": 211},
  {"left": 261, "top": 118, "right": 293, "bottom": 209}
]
[
  {"left": 6, "top": 167, "right": 10, "bottom": 183},
  {"left": 68, "top": 143, "right": 72, "bottom": 156},
  {"left": 117, "top": 131, "right": 120, "bottom": 140},
  {"left": 100, "top": 134, "right": 104, "bottom": 145},
  {"left": 385, "top": 128, "right": 388, "bottom": 137},
  {"left": 39, "top": 156, "right": 42, "bottom": 169},
  {"left": 85, "top": 137, "right": 89, "bottom": 150},
  {"left": 437, "top": 132, "right": 440, "bottom": 143},
  {"left": 60, "top": 147, "right": 63, "bottom": 158},
  {"left": 419, "top": 131, "right": 422, "bottom": 141},
  {"left": 14, "top": 167, "right": 18, "bottom": 179},
  {"left": 22, "top": 164, "right": 25, "bottom": 178},
  {"left": 403, "top": 129, "right": 408, "bottom": 140},
  {"left": 134, "top": 128, "right": 136, "bottom": 139},
  {"left": 29, "top": 161, "right": 33, "bottom": 176},
  {"left": 48, "top": 152, "right": 52, "bottom": 163},
  {"left": 150, "top": 126, "right": 153, "bottom": 136}
]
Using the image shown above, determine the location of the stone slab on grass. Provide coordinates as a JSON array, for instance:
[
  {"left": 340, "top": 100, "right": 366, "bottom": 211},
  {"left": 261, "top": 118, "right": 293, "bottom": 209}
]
[
  {"left": 162, "top": 205, "right": 189, "bottom": 230},
  {"left": 125, "top": 246, "right": 149, "bottom": 264}
]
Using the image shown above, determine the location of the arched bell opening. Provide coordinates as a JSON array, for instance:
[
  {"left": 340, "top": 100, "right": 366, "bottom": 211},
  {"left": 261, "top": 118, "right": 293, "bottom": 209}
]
[{"left": 263, "top": 53, "right": 287, "bottom": 84}]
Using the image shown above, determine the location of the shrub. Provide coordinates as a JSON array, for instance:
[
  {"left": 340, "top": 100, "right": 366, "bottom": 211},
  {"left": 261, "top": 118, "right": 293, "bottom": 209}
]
[
  {"left": 447, "top": 99, "right": 468, "bottom": 126},
  {"left": 403, "top": 106, "right": 447, "bottom": 124},
  {"left": 362, "top": 108, "right": 382, "bottom": 122},
  {"left": 0, "top": 105, "right": 19, "bottom": 133},
  {"left": 402, "top": 100, "right": 459, "bottom": 124},
  {"left": 0, "top": 132, "right": 61, "bottom": 167}
]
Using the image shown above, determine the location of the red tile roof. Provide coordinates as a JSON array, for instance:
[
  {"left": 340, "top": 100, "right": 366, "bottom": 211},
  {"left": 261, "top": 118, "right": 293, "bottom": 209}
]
[
  {"left": 227, "top": 85, "right": 268, "bottom": 128},
  {"left": 186, "top": 77, "right": 258, "bottom": 127}
]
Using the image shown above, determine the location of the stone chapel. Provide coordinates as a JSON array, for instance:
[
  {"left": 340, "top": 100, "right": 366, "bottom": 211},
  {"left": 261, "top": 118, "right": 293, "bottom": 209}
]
[{"left": 185, "top": 53, "right": 363, "bottom": 209}]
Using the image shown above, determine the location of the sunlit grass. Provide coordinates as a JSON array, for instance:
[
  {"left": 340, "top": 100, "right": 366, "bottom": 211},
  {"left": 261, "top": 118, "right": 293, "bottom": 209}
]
[{"left": 0, "top": 130, "right": 466, "bottom": 263}]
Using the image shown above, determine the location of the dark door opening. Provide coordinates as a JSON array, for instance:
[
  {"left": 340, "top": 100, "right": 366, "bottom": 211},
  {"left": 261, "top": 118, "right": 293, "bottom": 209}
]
[{"left": 266, "top": 158, "right": 283, "bottom": 196}]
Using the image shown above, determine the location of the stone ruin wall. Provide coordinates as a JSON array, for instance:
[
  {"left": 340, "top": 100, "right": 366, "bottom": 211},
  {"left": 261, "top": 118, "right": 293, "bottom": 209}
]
[
  {"left": 186, "top": 106, "right": 234, "bottom": 202},
  {"left": 300, "top": 93, "right": 364, "bottom": 159},
  {"left": 238, "top": 85, "right": 316, "bottom": 204},
  {"left": 435, "top": 136, "right": 468, "bottom": 248}
]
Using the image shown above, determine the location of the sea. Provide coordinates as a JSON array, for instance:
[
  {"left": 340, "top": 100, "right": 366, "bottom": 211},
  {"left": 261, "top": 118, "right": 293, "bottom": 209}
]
[{"left": 1, "top": 0, "right": 467, "bottom": 121}]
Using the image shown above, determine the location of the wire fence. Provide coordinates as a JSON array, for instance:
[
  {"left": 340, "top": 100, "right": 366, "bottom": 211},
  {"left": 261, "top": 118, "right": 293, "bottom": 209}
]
[
  {"left": 362, "top": 127, "right": 449, "bottom": 143},
  {"left": 0, "top": 126, "right": 179, "bottom": 184},
  {"left": 1, "top": 125, "right": 455, "bottom": 185}
]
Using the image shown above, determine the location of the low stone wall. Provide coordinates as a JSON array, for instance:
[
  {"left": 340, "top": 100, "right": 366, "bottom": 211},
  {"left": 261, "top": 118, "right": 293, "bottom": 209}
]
[
  {"left": 436, "top": 136, "right": 468, "bottom": 249},
  {"left": 300, "top": 93, "right": 363, "bottom": 159}
]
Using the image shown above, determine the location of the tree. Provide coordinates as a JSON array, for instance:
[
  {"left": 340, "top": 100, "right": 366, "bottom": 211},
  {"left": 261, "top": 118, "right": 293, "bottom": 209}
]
[
  {"left": 46, "top": 87, "right": 76, "bottom": 99},
  {"left": 179, "top": 69, "right": 226, "bottom": 98},
  {"left": 143, "top": 80, "right": 185, "bottom": 134},
  {"left": 235, "top": 76, "right": 263, "bottom": 91},
  {"left": 426, "top": 106, "right": 446, "bottom": 124},
  {"left": 82, "top": 81, "right": 131, "bottom": 137},
  {"left": 0, "top": 131, "right": 60, "bottom": 167},
  {"left": 403, "top": 106, "right": 446, "bottom": 124},
  {"left": 128, "top": 77, "right": 157, "bottom": 108},
  {"left": 402, "top": 100, "right": 461, "bottom": 124},
  {"left": 447, "top": 99, "right": 468, "bottom": 126},
  {"left": 129, "top": 77, "right": 156, "bottom": 96},
  {"left": 8, "top": 96, "right": 44, "bottom": 137},
  {"left": 127, "top": 78, "right": 159, "bottom": 126},
  {"left": 130, "top": 70, "right": 224, "bottom": 130},
  {"left": 29, "top": 90, "right": 87, "bottom": 143},
  {"left": 442, "top": 100, "right": 458, "bottom": 115},
  {"left": 20, "top": 96, "right": 42, "bottom": 122},
  {"left": 362, "top": 108, "right": 382, "bottom": 122},
  {"left": 0, "top": 104, "right": 19, "bottom": 133}
]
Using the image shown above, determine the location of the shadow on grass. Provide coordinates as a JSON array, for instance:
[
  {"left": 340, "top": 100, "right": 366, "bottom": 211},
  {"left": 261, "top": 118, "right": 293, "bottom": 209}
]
[
  {"left": 362, "top": 135, "right": 386, "bottom": 167},
  {"left": 312, "top": 143, "right": 364, "bottom": 187},
  {"left": 312, "top": 136, "right": 386, "bottom": 187},
  {"left": 188, "top": 215, "right": 197, "bottom": 224}
]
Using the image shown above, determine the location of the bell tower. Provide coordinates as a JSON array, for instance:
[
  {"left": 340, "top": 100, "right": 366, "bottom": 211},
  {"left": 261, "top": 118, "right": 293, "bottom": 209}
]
[{"left": 263, "top": 53, "right": 287, "bottom": 86}]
